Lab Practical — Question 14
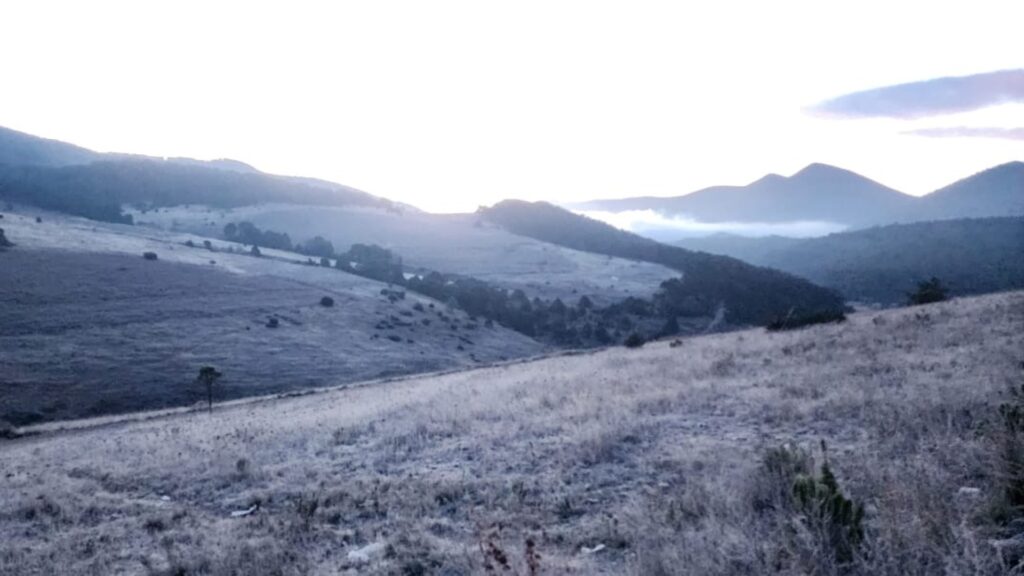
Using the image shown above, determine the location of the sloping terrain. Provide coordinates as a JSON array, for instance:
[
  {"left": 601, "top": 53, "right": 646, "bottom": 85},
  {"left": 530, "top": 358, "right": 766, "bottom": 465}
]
[
  {"left": 0, "top": 210, "right": 545, "bottom": 425},
  {"left": 0, "top": 126, "right": 101, "bottom": 167},
  {"left": 480, "top": 200, "right": 845, "bottom": 324},
  {"left": 917, "top": 161, "right": 1024, "bottom": 221},
  {"left": 132, "top": 204, "right": 681, "bottom": 306},
  {"left": 674, "top": 217, "right": 1024, "bottom": 305},
  {"left": 1, "top": 291, "right": 1020, "bottom": 575}
]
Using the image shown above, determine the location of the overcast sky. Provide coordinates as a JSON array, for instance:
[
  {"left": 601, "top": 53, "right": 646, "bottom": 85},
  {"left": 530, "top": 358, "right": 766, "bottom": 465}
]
[{"left": 1, "top": 1, "right": 1021, "bottom": 212}]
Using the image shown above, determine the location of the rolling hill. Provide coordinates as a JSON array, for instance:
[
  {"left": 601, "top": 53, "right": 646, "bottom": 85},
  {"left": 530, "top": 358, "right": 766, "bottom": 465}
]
[
  {"left": 479, "top": 200, "right": 845, "bottom": 324},
  {"left": 0, "top": 209, "right": 545, "bottom": 425},
  {"left": 2, "top": 290, "right": 1020, "bottom": 574},
  {"left": 917, "top": 161, "right": 1024, "bottom": 220},
  {"left": 674, "top": 217, "right": 1024, "bottom": 304}
]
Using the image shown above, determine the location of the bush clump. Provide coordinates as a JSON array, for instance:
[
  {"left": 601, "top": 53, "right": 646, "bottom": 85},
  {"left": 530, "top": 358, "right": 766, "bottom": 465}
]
[
  {"left": 320, "top": 296, "right": 335, "bottom": 307},
  {"left": 766, "top": 308, "right": 846, "bottom": 331},
  {"left": 907, "top": 277, "right": 948, "bottom": 305},
  {"left": 142, "top": 251, "right": 158, "bottom": 261},
  {"left": 624, "top": 333, "right": 646, "bottom": 348}
]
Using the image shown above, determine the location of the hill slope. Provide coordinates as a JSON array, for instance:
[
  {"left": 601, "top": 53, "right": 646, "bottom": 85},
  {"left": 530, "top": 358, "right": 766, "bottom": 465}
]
[
  {"left": 917, "top": 161, "right": 1024, "bottom": 221},
  {"left": 480, "top": 200, "right": 845, "bottom": 324},
  {"left": 674, "top": 217, "right": 1024, "bottom": 304},
  {"left": 0, "top": 125, "right": 101, "bottom": 167},
  {"left": 0, "top": 159, "right": 394, "bottom": 223},
  {"left": 0, "top": 210, "right": 544, "bottom": 425},
  {"left": 2, "top": 291, "right": 1020, "bottom": 575}
]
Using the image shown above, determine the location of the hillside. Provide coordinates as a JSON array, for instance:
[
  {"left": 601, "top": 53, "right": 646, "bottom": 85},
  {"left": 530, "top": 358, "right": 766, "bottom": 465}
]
[
  {"left": 480, "top": 200, "right": 845, "bottom": 325},
  {"left": 674, "top": 217, "right": 1024, "bottom": 304},
  {"left": 0, "top": 125, "right": 101, "bottom": 167},
  {"left": 0, "top": 159, "right": 393, "bottom": 223},
  {"left": 0, "top": 209, "right": 545, "bottom": 425},
  {"left": 572, "top": 163, "right": 917, "bottom": 227},
  {"left": 1, "top": 291, "right": 1020, "bottom": 575},
  {"left": 917, "top": 161, "right": 1024, "bottom": 221},
  {"left": 133, "top": 204, "right": 680, "bottom": 308}
]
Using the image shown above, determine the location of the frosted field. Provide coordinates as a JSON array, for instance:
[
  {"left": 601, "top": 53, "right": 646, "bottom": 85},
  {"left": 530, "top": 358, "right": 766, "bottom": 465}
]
[
  {"left": 131, "top": 204, "right": 680, "bottom": 306},
  {"left": 2, "top": 290, "right": 1020, "bottom": 575},
  {"left": 0, "top": 209, "right": 545, "bottom": 424}
]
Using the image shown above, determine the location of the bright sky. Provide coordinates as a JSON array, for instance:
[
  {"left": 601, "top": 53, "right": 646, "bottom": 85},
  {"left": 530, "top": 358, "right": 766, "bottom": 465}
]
[{"left": 1, "top": 1, "right": 1021, "bottom": 212}]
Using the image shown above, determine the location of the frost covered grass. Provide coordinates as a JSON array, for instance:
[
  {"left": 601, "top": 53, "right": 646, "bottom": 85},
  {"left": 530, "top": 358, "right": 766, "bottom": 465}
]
[{"left": 1, "top": 291, "right": 1022, "bottom": 575}]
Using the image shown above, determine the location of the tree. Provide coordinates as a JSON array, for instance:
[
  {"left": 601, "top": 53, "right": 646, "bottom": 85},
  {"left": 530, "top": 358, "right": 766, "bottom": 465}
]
[
  {"left": 0, "top": 228, "right": 12, "bottom": 248},
  {"left": 298, "top": 236, "right": 336, "bottom": 259},
  {"left": 908, "top": 277, "right": 948, "bottom": 305},
  {"left": 196, "top": 366, "right": 223, "bottom": 413}
]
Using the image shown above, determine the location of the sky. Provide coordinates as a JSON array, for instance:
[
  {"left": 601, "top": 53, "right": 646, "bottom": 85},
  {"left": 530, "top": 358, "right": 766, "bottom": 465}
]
[{"left": 1, "top": 1, "right": 1022, "bottom": 213}]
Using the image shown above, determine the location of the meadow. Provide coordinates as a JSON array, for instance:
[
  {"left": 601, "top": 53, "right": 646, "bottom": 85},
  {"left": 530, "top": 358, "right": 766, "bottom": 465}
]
[{"left": 2, "top": 291, "right": 1021, "bottom": 575}]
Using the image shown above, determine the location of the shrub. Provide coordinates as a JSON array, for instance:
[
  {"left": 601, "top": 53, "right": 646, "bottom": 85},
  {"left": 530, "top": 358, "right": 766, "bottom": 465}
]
[
  {"left": 0, "top": 228, "right": 12, "bottom": 248},
  {"left": 203, "top": 239, "right": 213, "bottom": 250},
  {"left": 142, "top": 251, "right": 158, "bottom": 261},
  {"left": 320, "top": 296, "right": 335, "bottom": 307},
  {"left": 766, "top": 308, "right": 846, "bottom": 331},
  {"left": 184, "top": 239, "right": 195, "bottom": 248},
  {"left": 992, "top": 375, "right": 1024, "bottom": 530},
  {"left": 908, "top": 277, "right": 948, "bottom": 305},
  {"left": 35, "top": 216, "right": 42, "bottom": 223},
  {"left": 250, "top": 245, "right": 262, "bottom": 257},
  {"left": 624, "top": 333, "right": 645, "bottom": 348},
  {"left": 266, "top": 317, "right": 279, "bottom": 328}
]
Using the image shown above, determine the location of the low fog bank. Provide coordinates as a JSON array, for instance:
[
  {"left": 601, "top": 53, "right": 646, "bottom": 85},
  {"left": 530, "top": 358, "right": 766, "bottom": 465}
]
[{"left": 578, "top": 209, "right": 848, "bottom": 241}]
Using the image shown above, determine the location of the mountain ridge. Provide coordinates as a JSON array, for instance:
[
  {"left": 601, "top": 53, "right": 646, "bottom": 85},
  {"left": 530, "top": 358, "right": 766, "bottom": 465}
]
[{"left": 570, "top": 161, "right": 1023, "bottom": 228}]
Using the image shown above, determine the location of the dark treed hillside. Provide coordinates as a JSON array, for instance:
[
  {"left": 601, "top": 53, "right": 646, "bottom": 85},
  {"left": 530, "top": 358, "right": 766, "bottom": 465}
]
[
  {"left": 480, "top": 200, "right": 845, "bottom": 325},
  {"left": 0, "top": 159, "right": 393, "bottom": 223},
  {"left": 675, "top": 217, "right": 1024, "bottom": 304},
  {"left": 0, "top": 125, "right": 101, "bottom": 167}
]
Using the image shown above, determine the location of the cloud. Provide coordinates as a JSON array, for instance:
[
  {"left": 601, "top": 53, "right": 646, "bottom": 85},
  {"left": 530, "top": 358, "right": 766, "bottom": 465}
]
[
  {"left": 903, "top": 126, "right": 1024, "bottom": 140},
  {"left": 579, "top": 210, "right": 847, "bottom": 241},
  {"left": 810, "top": 69, "right": 1024, "bottom": 119}
]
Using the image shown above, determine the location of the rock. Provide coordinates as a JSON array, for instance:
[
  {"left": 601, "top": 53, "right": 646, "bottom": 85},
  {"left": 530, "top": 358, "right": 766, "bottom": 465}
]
[
  {"left": 581, "top": 543, "right": 606, "bottom": 555},
  {"left": 229, "top": 504, "right": 259, "bottom": 518},
  {"left": 347, "top": 541, "right": 386, "bottom": 564},
  {"left": 957, "top": 486, "right": 981, "bottom": 499}
]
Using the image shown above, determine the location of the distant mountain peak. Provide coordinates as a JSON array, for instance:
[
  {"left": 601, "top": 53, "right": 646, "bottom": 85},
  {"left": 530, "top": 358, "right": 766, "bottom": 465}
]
[
  {"left": 749, "top": 173, "right": 785, "bottom": 186},
  {"left": 791, "top": 162, "right": 859, "bottom": 180}
]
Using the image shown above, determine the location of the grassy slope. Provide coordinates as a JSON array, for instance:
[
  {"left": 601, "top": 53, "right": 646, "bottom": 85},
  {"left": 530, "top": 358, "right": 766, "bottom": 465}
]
[
  {"left": 2, "top": 291, "right": 1020, "bottom": 575},
  {"left": 0, "top": 210, "right": 544, "bottom": 425},
  {"left": 132, "top": 204, "right": 680, "bottom": 306}
]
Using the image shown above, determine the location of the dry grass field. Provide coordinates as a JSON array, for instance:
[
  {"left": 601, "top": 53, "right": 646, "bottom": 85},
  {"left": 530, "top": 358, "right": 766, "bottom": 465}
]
[
  {"left": 1, "top": 291, "right": 1023, "bottom": 575},
  {"left": 0, "top": 210, "right": 545, "bottom": 425}
]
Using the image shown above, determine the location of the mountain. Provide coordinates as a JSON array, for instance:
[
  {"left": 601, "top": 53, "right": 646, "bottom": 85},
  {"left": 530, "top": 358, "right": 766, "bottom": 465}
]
[
  {"left": 917, "top": 161, "right": 1024, "bottom": 221},
  {"left": 480, "top": 200, "right": 845, "bottom": 325},
  {"left": 572, "top": 162, "right": 1024, "bottom": 229},
  {"left": 0, "top": 125, "right": 101, "bottom": 167},
  {"left": 0, "top": 125, "right": 397, "bottom": 221},
  {"left": 674, "top": 217, "right": 1024, "bottom": 304},
  {"left": 572, "top": 163, "right": 917, "bottom": 227}
]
